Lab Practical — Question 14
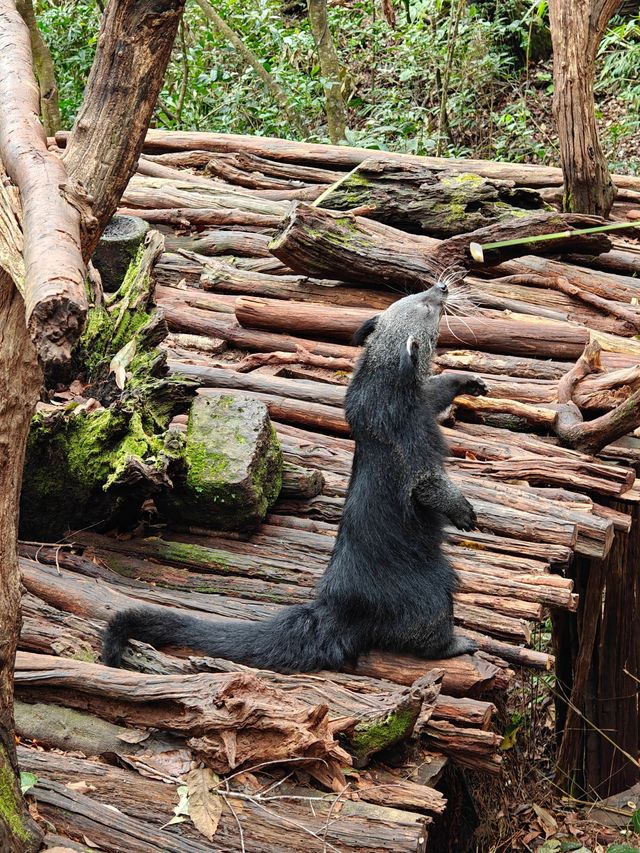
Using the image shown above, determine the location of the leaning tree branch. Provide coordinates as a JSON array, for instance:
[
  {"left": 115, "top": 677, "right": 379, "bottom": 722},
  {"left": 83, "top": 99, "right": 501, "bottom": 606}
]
[
  {"left": 0, "top": 0, "right": 88, "bottom": 364},
  {"left": 63, "top": 0, "right": 186, "bottom": 260}
]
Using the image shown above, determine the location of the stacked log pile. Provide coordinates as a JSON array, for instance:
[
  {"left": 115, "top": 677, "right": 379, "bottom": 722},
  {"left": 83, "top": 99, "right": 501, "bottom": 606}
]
[{"left": 25, "top": 131, "right": 640, "bottom": 848}]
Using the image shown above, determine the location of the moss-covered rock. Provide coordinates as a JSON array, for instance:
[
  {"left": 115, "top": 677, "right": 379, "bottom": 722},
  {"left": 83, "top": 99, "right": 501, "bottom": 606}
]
[{"left": 168, "top": 394, "right": 283, "bottom": 530}]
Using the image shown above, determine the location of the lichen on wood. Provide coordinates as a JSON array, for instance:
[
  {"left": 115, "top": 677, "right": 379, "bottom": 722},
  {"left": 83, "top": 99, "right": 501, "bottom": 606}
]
[
  {"left": 315, "top": 157, "right": 548, "bottom": 237},
  {"left": 22, "top": 229, "right": 283, "bottom": 538},
  {"left": 166, "top": 394, "right": 283, "bottom": 530}
]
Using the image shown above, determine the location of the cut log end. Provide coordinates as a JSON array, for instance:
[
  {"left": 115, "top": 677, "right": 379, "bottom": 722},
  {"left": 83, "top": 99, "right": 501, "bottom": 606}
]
[{"left": 27, "top": 295, "right": 87, "bottom": 364}]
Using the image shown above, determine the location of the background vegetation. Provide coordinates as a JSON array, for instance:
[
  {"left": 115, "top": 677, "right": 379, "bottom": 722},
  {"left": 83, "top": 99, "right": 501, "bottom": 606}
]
[{"left": 36, "top": 0, "right": 640, "bottom": 167}]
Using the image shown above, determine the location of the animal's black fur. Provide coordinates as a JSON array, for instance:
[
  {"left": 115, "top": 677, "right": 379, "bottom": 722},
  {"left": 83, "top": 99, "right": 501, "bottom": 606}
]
[{"left": 102, "top": 283, "right": 486, "bottom": 672}]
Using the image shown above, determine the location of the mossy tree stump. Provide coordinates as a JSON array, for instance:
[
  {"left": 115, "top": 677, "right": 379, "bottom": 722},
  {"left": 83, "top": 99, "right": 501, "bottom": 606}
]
[
  {"left": 21, "top": 231, "right": 283, "bottom": 539},
  {"left": 315, "top": 157, "right": 548, "bottom": 236},
  {"left": 91, "top": 214, "right": 150, "bottom": 292}
]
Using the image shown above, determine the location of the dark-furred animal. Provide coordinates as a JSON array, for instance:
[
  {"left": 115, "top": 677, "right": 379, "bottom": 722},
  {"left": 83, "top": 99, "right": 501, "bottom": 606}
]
[{"left": 102, "top": 282, "right": 487, "bottom": 672}]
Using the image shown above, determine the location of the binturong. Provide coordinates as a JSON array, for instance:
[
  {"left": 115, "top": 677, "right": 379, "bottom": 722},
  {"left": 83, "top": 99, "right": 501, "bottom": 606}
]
[{"left": 102, "top": 281, "right": 487, "bottom": 672}]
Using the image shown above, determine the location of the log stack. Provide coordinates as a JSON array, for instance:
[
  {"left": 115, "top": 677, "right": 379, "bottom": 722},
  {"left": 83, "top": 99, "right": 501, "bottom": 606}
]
[{"left": 26, "top": 131, "right": 640, "bottom": 848}]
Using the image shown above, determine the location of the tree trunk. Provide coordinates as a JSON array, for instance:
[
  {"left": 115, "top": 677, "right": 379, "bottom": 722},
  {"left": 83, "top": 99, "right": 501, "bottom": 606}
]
[
  {"left": 15, "top": 0, "right": 61, "bottom": 136},
  {"left": 0, "top": 280, "right": 42, "bottom": 852},
  {"left": 0, "top": 0, "right": 186, "bottom": 843},
  {"left": 63, "top": 0, "right": 186, "bottom": 259},
  {"left": 549, "top": 0, "right": 621, "bottom": 215},
  {"left": 306, "top": 0, "right": 347, "bottom": 143}
]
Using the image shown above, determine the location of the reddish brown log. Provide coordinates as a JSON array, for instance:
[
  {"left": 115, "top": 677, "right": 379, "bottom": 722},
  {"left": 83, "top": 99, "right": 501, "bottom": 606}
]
[
  {"left": 0, "top": 2, "right": 87, "bottom": 363},
  {"left": 234, "top": 294, "right": 591, "bottom": 358},
  {"left": 162, "top": 303, "right": 360, "bottom": 359}
]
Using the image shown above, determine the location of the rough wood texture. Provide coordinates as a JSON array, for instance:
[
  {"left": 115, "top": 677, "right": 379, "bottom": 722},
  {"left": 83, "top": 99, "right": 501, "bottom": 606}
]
[
  {"left": 315, "top": 156, "right": 545, "bottom": 236},
  {"left": 63, "top": 0, "right": 186, "bottom": 259},
  {"left": 19, "top": 750, "right": 432, "bottom": 853},
  {"left": 549, "top": 0, "right": 621, "bottom": 215},
  {"left": 0, "top": 0, "right": 87, "bottom": 363},
  {"left": 14, "top": 652, "right": 351, "bottom": 788},
  {"left": 0, "top": 281, "right": 42, "bottom": 851}
]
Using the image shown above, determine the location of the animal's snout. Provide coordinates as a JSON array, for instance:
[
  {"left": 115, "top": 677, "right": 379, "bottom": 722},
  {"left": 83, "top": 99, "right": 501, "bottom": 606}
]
[{"left": 437, "top": 281, "right": 448, "bottom": 293}]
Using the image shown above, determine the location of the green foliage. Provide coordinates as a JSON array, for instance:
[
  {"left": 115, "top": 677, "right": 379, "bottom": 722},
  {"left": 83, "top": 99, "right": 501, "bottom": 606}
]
[
  {"left": 34, "top": 0, "right": 640, "bottom": 171},
  {"left": 18, "top": 773, "right": 37, "bottom": 796},
  {"left": 34, "top": 0, "right": 100, "bottom": 126}
]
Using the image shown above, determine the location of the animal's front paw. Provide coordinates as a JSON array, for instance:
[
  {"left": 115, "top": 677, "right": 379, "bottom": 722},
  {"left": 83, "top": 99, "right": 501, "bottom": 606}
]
[
  {"left": 449, "top": 496, "right": 477, "bottom": 531},
  {"left": 460, "top": 375, "right": 488, "bottom": 397}
]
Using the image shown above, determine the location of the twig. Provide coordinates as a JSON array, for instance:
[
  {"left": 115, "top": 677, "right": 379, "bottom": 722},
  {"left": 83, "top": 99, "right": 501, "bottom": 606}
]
[
  {"left": 322, "top": 782, "right": 350, "bottom": 852},
  {"left": 220, "top": 792, "right": 246, "bottom": 853}
]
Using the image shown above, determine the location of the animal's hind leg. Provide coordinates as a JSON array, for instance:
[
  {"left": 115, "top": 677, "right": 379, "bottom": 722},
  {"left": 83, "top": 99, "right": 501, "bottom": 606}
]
[{"left": 412, "top": 613, "right": 478, "bottom": 659}]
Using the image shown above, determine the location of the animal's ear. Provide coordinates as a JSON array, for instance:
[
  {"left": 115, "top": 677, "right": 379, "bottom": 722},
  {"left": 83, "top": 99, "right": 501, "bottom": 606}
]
[
  {"left": 352, "top": 315, "right": 379, "bottom": 346},
  {"left": 400, "top": 335, "right": 420, "bottom": 376}
]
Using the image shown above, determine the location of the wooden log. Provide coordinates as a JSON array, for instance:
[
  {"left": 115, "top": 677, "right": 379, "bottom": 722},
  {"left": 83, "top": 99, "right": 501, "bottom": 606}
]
[
  {"left": 198, "top": 257, "right": 397, "bottom": 310},
  {"left": 420, "top": 720, "right": 502, "bottom": 774},
  {"left": 21, "top": 751, "right": 433, "bottom": 852},
  {"left": 20, "top": 559, "right": 505, "bottom": 697},
  {"left": 0, "top": 4, "right": 87, "bottom": 363},
  {"left": 281, "top": 461, "right": 324, "bottom": 498},
  {"left": 354, "top": 651, "right": 511, "bottom": 696},
  {"left": 122, "top": 174, "right": 288, "bottom": 216},
  {"left": 162, "top": 304, "right": 360, "bottom": 359},
  {"left": 436, "top": 349, "right": 571, "bottom": 380},
  {"left": 204, "top": 150, "right": 344, "bottom": 186},
  {"left": 270, "top": 202, "right": 444, "bottom": 289},
  {"left": 25, "top": 777, "right": 223, "bottom": 853},
  {"left": 118, "top": 205, "right": 283, "bottom": 229},
  {"left": 233, "top": 294, "right": 591, "bottom": 358},
  {"left": 14, "top": 652, "right": 350, "bottom": 787},
  {"left": 137, "top": 158, "right": 326, "bottom": 203},
  {"left": 164, "top": 229, "right": 273, "bottom": 257},
  {"left": 177, "top": 364, "right": 345, "bottom": 407},
  {"left": 315, "top": 157, "right": 546, "bottom": 236},
  {"left": 436, "top": 213, "right": 611, "bottom": 267},
  {"left": 156, "top": 254, "right": 287, "bottom": 290},
  {"left": 14, "top": 700, "right": 167, "bottom": 758},
  {"left": 123, "top": 129, "right": 640, "bottom": 193}
]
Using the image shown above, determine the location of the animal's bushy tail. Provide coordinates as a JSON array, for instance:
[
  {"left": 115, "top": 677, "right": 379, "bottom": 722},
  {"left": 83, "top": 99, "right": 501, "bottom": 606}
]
[{"left": 102, "top": 603, "right": 355, "bottom": 673}]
